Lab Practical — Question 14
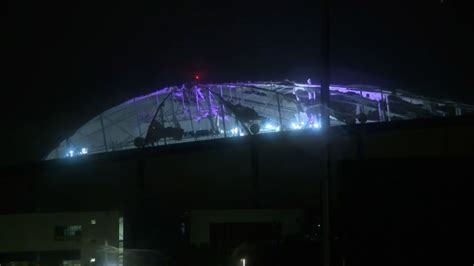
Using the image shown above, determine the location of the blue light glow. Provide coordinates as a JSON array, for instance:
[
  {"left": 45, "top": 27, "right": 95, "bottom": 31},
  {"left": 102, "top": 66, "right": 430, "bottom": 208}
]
[
  {"left": 263, "top": 123, "right": 280, "bottom": 132},
  {"left": 66, "top": 148, "right": 89, "bottom": 158},
  {"left": 291, "top": 122, "right": 302, "bottom": 130},
  {"left": 230, "top": 127, "right": 239, "bottom": 136},
  {"left": 310, "top": 122, "right": 321, "bottom": 129}
]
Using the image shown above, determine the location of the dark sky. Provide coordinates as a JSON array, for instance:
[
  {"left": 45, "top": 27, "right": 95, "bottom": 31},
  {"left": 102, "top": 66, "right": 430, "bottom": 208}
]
[{"left": 2, "top": 0, "right": 473, "bottom": 165}]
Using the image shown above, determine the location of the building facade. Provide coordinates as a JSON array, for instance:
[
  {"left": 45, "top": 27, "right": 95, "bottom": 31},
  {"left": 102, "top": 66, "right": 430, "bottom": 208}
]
[{"left": 0, "top": 212, "right": 122, "bottom": 266}]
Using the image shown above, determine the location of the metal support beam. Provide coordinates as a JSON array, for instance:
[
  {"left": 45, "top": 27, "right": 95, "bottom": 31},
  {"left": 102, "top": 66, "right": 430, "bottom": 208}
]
[
  {"left": 159, "top": 101, "right": 167, "bottom": 146},
  {"left": 150, "top": 92, "right": 173, "bottom": 146},
  {"left": 187, "top": 102, "right": 195, "bottom": 134},
  {"left": 220, "top": 86, "right": 227, "bottom": 137},
  {"left": 99, "top": 114, "right": 109, "bottom": 152},
  {"left": 206, "top": 88, "right": 217, "bottom": 133},
  {"left": 378, "top": 102, "right": 385, "bottom": 122},
  {"left": 380, "top": 90, "right": 386, "bottom": 121},
  {"left": 169, "top": 94, "right": 179, "bottom": 127},
  {"left": 386, "top": 95, "right": 392, "bottom": 121},
  {"left": 102, "top": 115, "right": 136, "bottom": 139},
  {"left": 276, "top": 92, "right": 283, "bottom": 129},
  {"left": 133, "top": 98, "right": 143, "bottom": 137},
  {"left": 181, "top": 91, "right": 195, "bottom": 134},
  {"left": 221, "top": 103, "right": 227, "bottom": 138}
]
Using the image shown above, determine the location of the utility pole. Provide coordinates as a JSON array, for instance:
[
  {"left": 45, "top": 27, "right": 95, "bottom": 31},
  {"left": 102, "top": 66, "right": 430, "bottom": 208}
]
[
  {"left": 321, "top": 0, "right": 330, "bottom": 129},
  {"left": 321, "top": 0, "right": 332, "bottom": 266}
]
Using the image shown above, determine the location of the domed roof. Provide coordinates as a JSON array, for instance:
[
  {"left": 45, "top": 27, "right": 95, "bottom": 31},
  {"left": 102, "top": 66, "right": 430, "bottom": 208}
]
[{"left": 45, "top": 81, "right": 474, "bottom": 160}]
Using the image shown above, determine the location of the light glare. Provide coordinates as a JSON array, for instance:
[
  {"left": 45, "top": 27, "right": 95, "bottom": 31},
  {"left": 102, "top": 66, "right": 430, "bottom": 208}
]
[{"left": 291, "top": 122, "right": 302, "bottom": 130}]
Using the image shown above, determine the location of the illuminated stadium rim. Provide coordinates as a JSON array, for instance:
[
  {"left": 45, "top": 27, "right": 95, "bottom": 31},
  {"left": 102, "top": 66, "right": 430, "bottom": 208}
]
[{"left": 45, "top": 81, "right": 474, "bottom": 160}]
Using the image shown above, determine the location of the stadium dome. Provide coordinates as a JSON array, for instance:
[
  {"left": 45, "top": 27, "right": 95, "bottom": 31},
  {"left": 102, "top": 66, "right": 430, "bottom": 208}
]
[{"left": 45, "top": 81, "right": 474, "bottom": 160}]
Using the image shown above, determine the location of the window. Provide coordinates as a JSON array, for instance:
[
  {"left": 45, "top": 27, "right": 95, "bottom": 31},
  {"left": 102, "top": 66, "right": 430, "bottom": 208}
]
[
  {"left": 55, "top": 225, "right": 82, "bottom": 240},
  {"left": 91, "top": 219, "right": 96, "bottom": 225}
]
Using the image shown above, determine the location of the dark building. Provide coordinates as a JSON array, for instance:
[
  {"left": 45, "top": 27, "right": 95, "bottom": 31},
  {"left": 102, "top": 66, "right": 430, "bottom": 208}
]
[{"left": 1, "top": 82, "right": 473, "bottom": 265}]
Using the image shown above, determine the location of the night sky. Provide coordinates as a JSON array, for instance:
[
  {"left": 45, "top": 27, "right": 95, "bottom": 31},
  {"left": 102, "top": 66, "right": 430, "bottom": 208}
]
[{"left": 2, "top": 0, "right": 473, "bottom": 165}]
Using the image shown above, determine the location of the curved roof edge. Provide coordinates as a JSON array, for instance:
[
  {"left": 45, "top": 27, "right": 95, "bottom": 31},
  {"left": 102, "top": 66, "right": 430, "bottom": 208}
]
[{"left": 45, "top": 81, "right": 474, "bottom": 160}]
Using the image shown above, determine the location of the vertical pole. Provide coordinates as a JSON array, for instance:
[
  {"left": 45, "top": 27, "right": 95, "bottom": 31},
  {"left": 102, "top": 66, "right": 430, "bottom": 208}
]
[
  {"left": 380, "top": 90, "right": 386, "bottom": 121},
  {"left": 321, "top": 140, "right": 331, "bottom": 266},
  {"left": 250, "top": 137, "right": 259, "bottom": 208},
  {"left": 320, "top": 0, "right": 331, "bottom": 130},
  {"left": 277, "top": 93, "right": 283, "bottom": 130},
  {"left": 321, "top": 0, "right": 331, "bottom": 265},
  {"left": 386, "top": 95, "right": 392, "bottom": 121},
  {"left": 100, "top": 114, "right": 109, "bottom": 152},
  {"left": 378, "top": 102, "right": 385, "bottom": 122}
]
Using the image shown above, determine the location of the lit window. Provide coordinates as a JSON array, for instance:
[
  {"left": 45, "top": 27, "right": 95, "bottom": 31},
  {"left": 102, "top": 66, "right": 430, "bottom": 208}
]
[{"left": 91, "top": 219, "right": 96, "bottom": 225}]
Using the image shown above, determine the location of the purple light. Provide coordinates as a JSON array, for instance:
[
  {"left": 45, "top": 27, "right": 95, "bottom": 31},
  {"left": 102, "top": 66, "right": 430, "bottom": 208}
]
[{"left": 125, "top": 82, "right": 386, "bottom": 108}]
